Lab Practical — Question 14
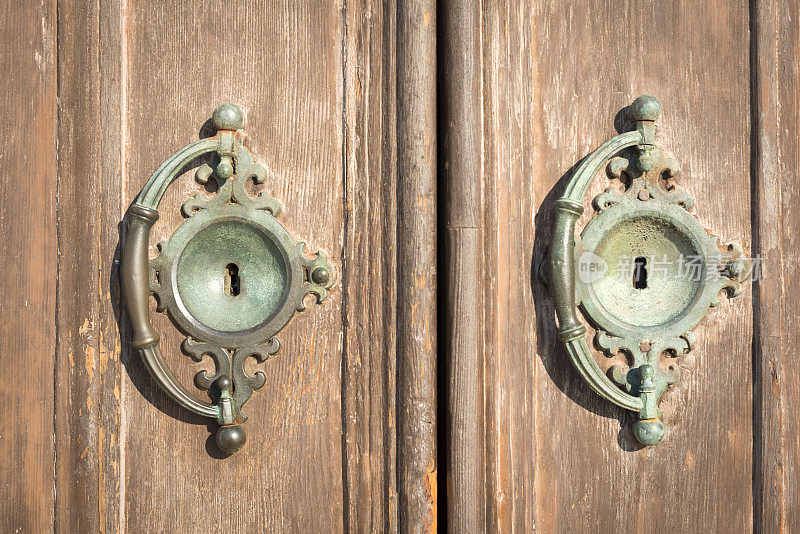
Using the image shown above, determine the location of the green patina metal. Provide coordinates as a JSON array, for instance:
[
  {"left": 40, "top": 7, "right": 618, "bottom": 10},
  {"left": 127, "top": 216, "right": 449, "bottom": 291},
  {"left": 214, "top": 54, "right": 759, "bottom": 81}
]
[
  {"left": 547, "top": 95, "right": 748, "bottom": 445},
  {"left": 122, "top": 104, "right": 335, "bottom": 455}
]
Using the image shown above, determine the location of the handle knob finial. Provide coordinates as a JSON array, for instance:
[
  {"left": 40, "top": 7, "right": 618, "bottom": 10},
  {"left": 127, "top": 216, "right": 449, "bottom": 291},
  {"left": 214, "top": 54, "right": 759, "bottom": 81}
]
[
  {"left": 630, "top": 95, "right": 661, "bottom": 122},
  {"left": 212, "top": 103, "right": 245, "bottom": 131}
]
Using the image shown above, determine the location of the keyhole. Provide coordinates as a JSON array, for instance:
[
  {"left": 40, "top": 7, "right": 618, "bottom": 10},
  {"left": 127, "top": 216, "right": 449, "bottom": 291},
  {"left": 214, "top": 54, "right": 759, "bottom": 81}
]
[
  {"left": 225, "top": 263, "right": 240, "bottom": 297},
  {"left": 633, "top": 256, "right": 648, "bottom": 289}
]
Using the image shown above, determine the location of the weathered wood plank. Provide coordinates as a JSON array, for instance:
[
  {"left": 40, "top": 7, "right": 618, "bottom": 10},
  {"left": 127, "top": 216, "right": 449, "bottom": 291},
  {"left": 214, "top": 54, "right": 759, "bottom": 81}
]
[
  {"left": 52, "top": 1, "right": 411, "bottom": 531},
  {"left": 752, "top": 0, "right": 800, "bottom": 531},
  {"left": 0, "top": 1, "right": 58, "bottom": 531},
  {"left": 55, "top": 0, "right": 126, "bottom": 530},
  {"left": 480, "top": 2, "right": 538, "bottom": 531},
  {"left": 530, "top": 1, "right": 753, "bottom": 531},
  {"left": 117, "top": 2, "right": 345, "bottom": 531},
  {"left": 480, "top": 0, "right": 753, "bottom": 531},
  {"left": 442, "top": 229, "right": 485, "bottom": 533},
  {"left": 440, "top": 1, "right": 486, "bottom": 531},
  {"left": 342, "top": 0, "right": 398, "bottom": 531},
  {"left": 42, "top": 0, "right": 800, "bottom": 531},
  {"left": 397, "top": 1, "right": 439, "bottom": 530}
]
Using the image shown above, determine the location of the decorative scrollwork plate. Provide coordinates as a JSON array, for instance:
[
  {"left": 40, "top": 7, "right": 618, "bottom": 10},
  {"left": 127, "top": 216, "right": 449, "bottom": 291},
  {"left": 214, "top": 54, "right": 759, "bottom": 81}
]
[
  {"left": 122, "top": 104, "right": 335, "bottom": 454},
  {"left": 546, "top": 96, "right": 749, "bottom": 445}
]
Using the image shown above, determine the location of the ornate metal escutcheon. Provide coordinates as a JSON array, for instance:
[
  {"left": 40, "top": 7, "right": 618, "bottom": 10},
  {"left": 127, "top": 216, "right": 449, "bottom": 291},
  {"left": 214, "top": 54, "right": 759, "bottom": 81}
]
[
  {"left": 122, "top": 104, "right": 335, "bottom": 455},
  {"left": 546, "top": 95, "right": 749, "bottom": 445}
]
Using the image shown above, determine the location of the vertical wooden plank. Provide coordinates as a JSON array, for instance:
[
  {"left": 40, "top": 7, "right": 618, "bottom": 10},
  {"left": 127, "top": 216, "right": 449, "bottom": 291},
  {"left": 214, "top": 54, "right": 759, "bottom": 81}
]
[
  {"left": 397, "top": 0, "right": 439, "bottom": 530},
  {"left": 342, "top": 0, "right": 398, "bottom": 531},
  {"left": 752, "top": 0, "right": 800, "bottom": 531},
  {"left": 0, "top": 1, "right": 57, "bottom": 531},
  {"left": 442, "top": 231, "right": 484, "bottom": 531},
  {"left": 480, "top": 1, "right": 538, "bottom": 531},
  {"left": 55, "top": 0, "right": 125, "bottom": 530},
  {"left": 117, "top": 2, "right": 345, "bottom": 531},
  {"left": 529, "top": 1, "right": 753, "bottom": 531},
  {"left": 478, "top": 0, "right": 754, "bottom": 531},
  {"left": 440, "top": 1, "right": 486, "bottom": 531},
  {"left": 54, "top": 1, "right": 405, "bottom": 531}
]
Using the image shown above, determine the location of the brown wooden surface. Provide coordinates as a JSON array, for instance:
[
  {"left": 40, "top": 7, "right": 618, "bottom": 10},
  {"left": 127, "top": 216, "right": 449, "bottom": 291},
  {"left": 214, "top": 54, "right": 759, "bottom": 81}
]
[
  {"left": 5, "top": 0, "right": 800, "bottom": 532},
  {"left": 478, "top": 0, "right": 756, "bottom": 532},
  {"left": 539, "top": 1, "right": 754, "bottom": 531},
  {"left": 397, "top": 1, "right": 439, "bottom": 531},
  {"left": 123, "top": 2, "right": 344, "bottom": 531},
  {"left": 51, "top": 0, "right": 399, "bottom": 532},
  {"left": 440, "top": 0, "right": 486, "bottom": 532},
  {"left": 752, "top": 0, "right": 800, "bottom": 531},
  {"left": 0, "top": 1, "right": 58, "bottom": 532},
  {"left": 55, "top": 0, "right": 124, "bottom": 531},
  {"left": 480, "top": 3, "right": 538, "bottom": 530},
  {"left": 343, "top": 0, "right": 398, "bottom": 531}
]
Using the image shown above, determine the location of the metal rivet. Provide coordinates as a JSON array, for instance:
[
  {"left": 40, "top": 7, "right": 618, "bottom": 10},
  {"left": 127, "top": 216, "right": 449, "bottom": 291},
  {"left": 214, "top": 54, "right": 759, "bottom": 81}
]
[
  {"left": 311, "top": 267, "right": 330, "bottom": 285},
  {"left": 638, "top": 189, "right": 650, "bottom": 201},
  {"left": 216, "top": 157, "right": 234, "bottom": 180},
  {"left": 217, "top": 376, "right": 232, "bottom": 391},
  {"left": 632, "top": 418, "right": 665, "bottom": 446},
  {"left": 726, "top": 259, "right": 743, "bottom": 279},
  {"left": 216, "top": 424, "right": 246, "bottom": 454}
]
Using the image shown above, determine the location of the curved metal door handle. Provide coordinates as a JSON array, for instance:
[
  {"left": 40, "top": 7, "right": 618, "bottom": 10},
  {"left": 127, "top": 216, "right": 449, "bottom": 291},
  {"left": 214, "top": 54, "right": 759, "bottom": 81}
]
[
  {"left": 122, "top": 104, "right": 335, "bottom": 454},
  {"left": 547, "top": 96, "right": 749, "bottom": 445}
]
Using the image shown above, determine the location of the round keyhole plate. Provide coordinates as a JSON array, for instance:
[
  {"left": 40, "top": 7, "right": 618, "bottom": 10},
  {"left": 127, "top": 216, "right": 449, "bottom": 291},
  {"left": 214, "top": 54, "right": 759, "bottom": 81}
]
[
  {"left": 150, "top": 203, "right": 314, "bottom": 347},
  {"left": 577, "top": 199, "right": 727, "bottom": 342},
  {"left": 176, "top": 218, "right": 288, "bottom": 332}
]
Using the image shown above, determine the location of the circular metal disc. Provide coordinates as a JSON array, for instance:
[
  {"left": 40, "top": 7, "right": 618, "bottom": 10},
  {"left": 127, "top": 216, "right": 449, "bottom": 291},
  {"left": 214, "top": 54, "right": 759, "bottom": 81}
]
[
  {"left": 578, "top": 200, "right": 725, "bottom": 342},
  {"left": 152, "top": 204, "right": 306, "bottom": 347}
]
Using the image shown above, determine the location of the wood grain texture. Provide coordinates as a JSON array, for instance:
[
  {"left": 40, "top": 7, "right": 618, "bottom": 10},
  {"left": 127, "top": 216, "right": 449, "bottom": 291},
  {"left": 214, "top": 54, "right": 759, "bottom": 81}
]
[
  {"left": 440, "top": 1, "right": 486, "bottom": 532},
  {"left": 14, "top": 0, "right": 800, "bottom": 530},
  {"left": 51, "top": 0, "right": 418, "bottom": 531},
  {"left": 397, "top": 1, "right": 439, "bottom": 531},
  {"left": 480, "top": 2, "right": 538, "bottom": 530},
  {"left": 55, "top": 0, "right": 125, "bottom": 530},
  {"left": 752, "top": 0, "right": 800, "bottom": 531},
  {"left": 0, "top": 1, "right": 57, "bottom": 531},
  {"left": 442, "top": 229, "right": 485, "bottom": 533},
  {"left": 479, "top": 0, "right": 754, "bottom": 532},
  {"left": 54, "top": 0, "right": 349, "bottom": 531},
  {"left": 530, "top": 1, "right": 753, "bottom": 530},
  {"left": 342, "top": 0, "right": 398, "bottom": 531},
  {"left": 121, "top": 2, "right": 344, "bottom": 532}
]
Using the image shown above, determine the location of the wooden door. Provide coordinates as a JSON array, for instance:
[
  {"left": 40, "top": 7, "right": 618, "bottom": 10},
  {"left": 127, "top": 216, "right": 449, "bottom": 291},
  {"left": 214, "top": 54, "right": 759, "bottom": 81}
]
[
  {"left": 2, "top": 0, "right": 798, "bottom": 533},
  {"left": 4, "top": 1, "right": 424, "bottom": 532},
  {"left": 439, "top": 1, "right": 799, "bottom": 532}
]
